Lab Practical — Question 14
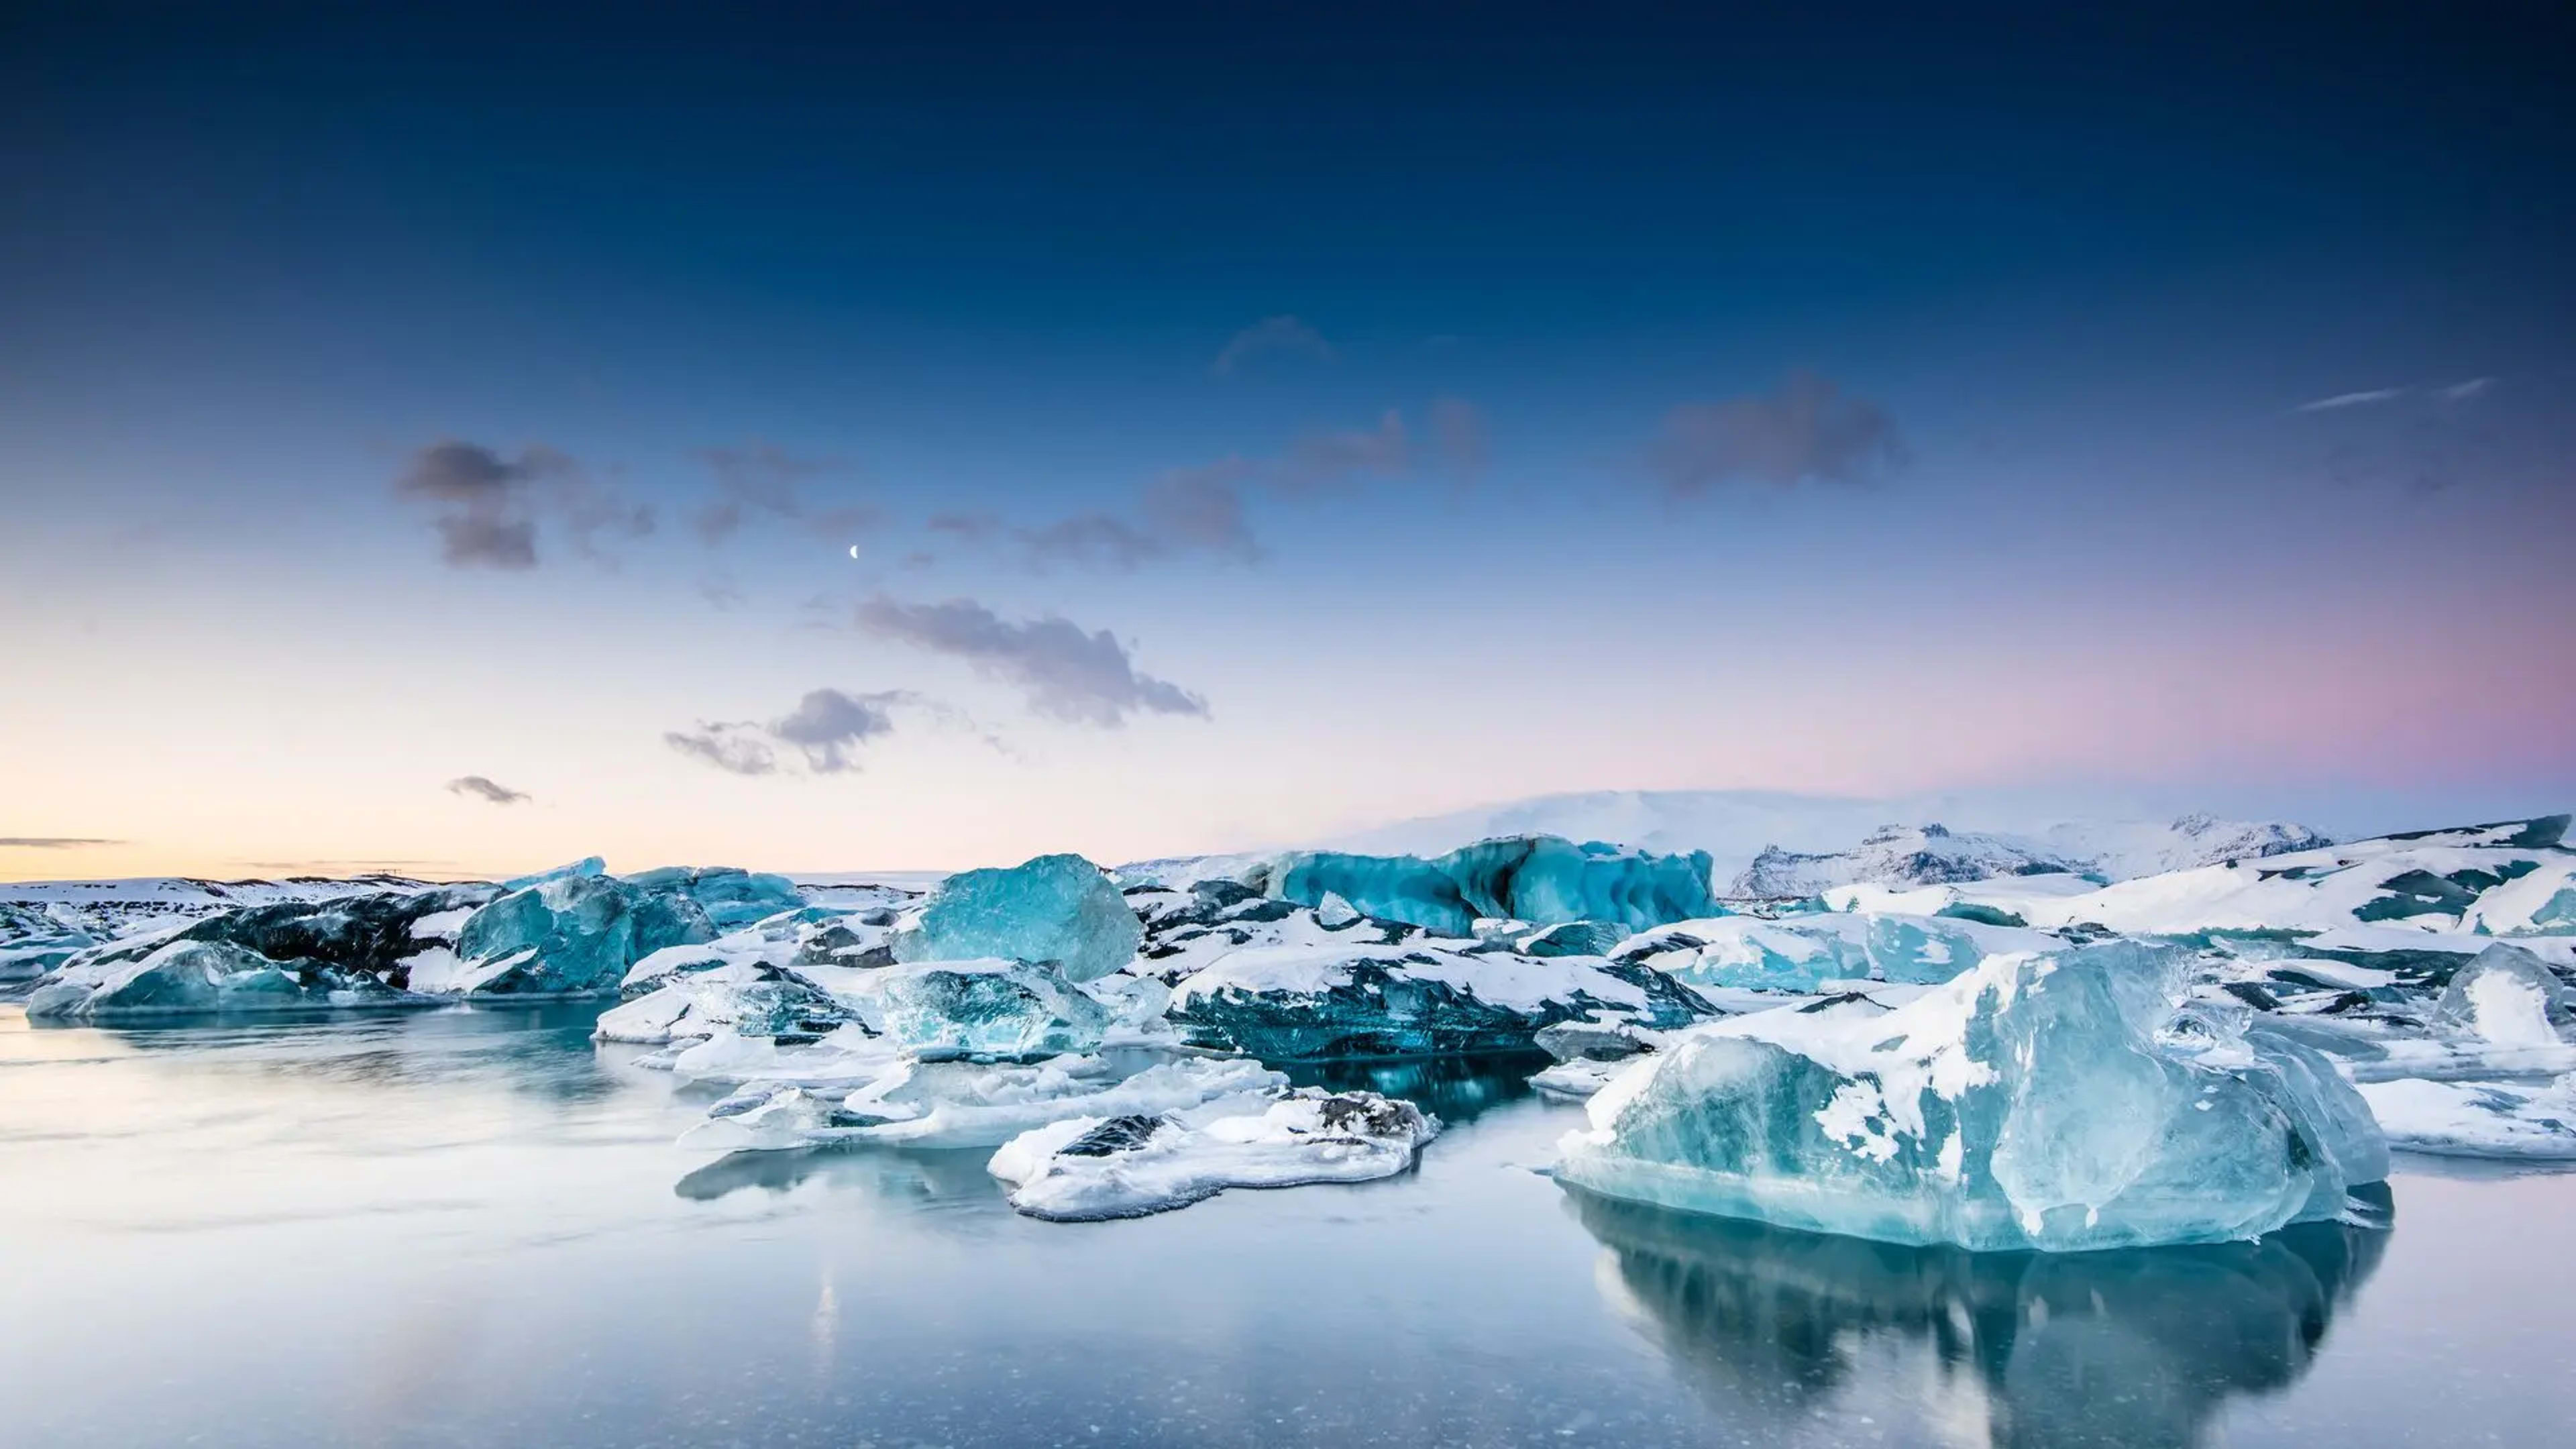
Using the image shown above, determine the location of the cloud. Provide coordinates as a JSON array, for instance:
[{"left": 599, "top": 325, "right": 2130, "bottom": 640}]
[
  {"left": 1649, "top": 372, "right": 1905, "bottom": 494},
  {"left": 2296, "top": 387, "right": 2408, "bottom": 413},
  {"left": 769, "top": 688, "right": 904, "bottom": 773},
  {"left": 0, "top": 837, "right": 121, "bottom": 849},
  {"left": 665, "top": 722, "right": 780, "bottom": 776},
  {"left": 445, "top": 775, "right": 531, "bottom": 806},
  {"left": 1430, "top": 396, "right": 1489, "bottom": 480},
  {"left": 2440, "top": 377, "right": 2498, "bottom": 402},
  {"left": 856, "top": 595, "right": 1210, "bottom": 727},
  {"left": 691, "top": 443, "right": 879, "bottom": 545},
  {"left": 394, "top": 441, "right": 655, "bottom": 568},
  {"left": 1018, "top": 462, "right": 1264, "bottom": 572},
  {"left": 1277, "top": 409, "right": 1409, "bottom": 495},
  {"left": 1212, "top": 315, "right": 1333, "bottom": 376},
  {"left": 666, "top": 688, "right": 922, "bottom": 776}
]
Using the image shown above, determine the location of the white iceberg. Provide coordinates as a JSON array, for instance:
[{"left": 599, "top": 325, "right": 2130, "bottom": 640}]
[
  {"left": 680, "top": 1053, "right": 1286, "bottom": 1153},
  {"left": 988, "top": 1088, "right": 1440, "bottom": 1220},
  {"left": 2356, "top": 1075, "right": 2576, "bottom": 1159}
]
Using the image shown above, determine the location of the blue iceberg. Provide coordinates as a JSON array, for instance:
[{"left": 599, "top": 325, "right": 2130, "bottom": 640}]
[
  {"left": 1267, "top": 835, "right": 1717, "bottom": 936},
  {"left": 1556, "top": 941, "right": 2389, "bottom": 1251},
  {"left": 451, "top": 871, "right": 713, "bottom": 995},
  {"left": 893, "top": 853, "right": 1142, "bottom": 983}
]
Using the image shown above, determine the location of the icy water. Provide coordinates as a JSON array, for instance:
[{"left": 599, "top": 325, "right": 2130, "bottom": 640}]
[{"left": 4, "top": 1004, "right": 2572, "bottom": 1448}]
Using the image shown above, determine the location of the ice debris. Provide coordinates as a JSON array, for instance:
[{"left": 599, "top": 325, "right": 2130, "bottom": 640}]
[
  {"left": 988, "top": 1088, "right": 1439, "bottom": 1220},
  {"left": 1556, "top": 943, "right": 2390, "bottom": 1252},
  {"left": 893, "top": 853, "right": 1142, "bottom": 983}
]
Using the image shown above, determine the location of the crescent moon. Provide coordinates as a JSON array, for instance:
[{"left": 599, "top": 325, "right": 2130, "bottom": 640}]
[{"left": 848, "top": 545, "right": 860, "bottom": 559}]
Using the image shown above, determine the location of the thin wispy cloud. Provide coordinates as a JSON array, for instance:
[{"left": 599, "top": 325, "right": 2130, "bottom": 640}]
[
  {"left": 857, "top": 595, "right": 1210, "bottom": 727},
  {"left": 665, "top": 722, "right": 780, "bottom": 776},
  {"left": 1212, "top": 315, "right": 1333, "bottom": 376},
  {"left": 0, "top": 837, "right": 121, "bottom": 849},
  {"left": 943, "top": 401, "right": 1480, "bottom": 574},
  {"left": 445, "top": 775, "right": 531, "bottom": 805},
  {"left": 393, "top": 441, "right": 654, "bottom": 569},
  {"left": 2295, "top": 378, "right": 2498, "bottom": 413},
  {"left": 1650, "top": 372, "right": 1904, "bottom": 494},
  {"left": 2296, "top": 388, "right": 2408, "bottom": 413},
  {"left": 691, "top": 443, "right": 880, "bottom": 545}
]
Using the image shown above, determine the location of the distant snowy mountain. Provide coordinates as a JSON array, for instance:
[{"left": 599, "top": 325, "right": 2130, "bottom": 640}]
[
  {"left": 1321, "top": 790, "right": 2328, "bottom": 894},
  {"left": 1323, "top": 790, "right": 1914, "bottom": 873},
  {"left": 1731, "top": 824, "right": 2088, "bottom": 896},
  {"left": 2032, "top": 813, "right": 2330, "bottom": 882}
]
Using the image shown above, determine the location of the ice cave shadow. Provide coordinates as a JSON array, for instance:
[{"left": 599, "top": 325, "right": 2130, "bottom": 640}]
[
  {"left": 1564, "top": 1183, "right": 2392, "bottom": 1448},
  {"left": 1271, "top": 1048, "right": 1550, "bottom": 1126}
]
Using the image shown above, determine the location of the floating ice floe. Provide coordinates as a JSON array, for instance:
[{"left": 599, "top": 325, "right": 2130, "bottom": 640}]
[
  {"left": 1556, "top": 942, "right": 2390, "bottom": 1252},
  {"left": 2356, "top": 1075, "right": 2576, "bottom": 1159},
  {"left": 988, "top": 1088, "right": 1439, "bottom": 1220},
  {"left": 680, "top": 1054, "right": 1288, "bottom": 1152}
]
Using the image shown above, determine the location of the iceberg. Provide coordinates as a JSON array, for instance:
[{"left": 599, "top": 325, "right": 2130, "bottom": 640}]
[
  {"left": 868, "top": 959, "right": 1112, "bottom": 1061},
  {"left": 30, "top": 938, "right": 328, "bottom": 1016},
  {"left": 447, "top": 871, "right": 714, "bottom": 996},
  {"left": 987, "top": 1088, "right": 1439, "bottom": 1220},
  {"left": 2356, "top": 1075, "right": 2576, "bottom": 1159},
  {"left": 2435, "top": 942, "right": 2573, "bottom": 1046},
  {"left": 1556, "top": 943, "right": 2389, "bottom": 1252},
  {"left": 1265, "top": 835, "right": 1717, "bottom": 936},
  {"left": 1131, "top": 877, "right": 1713, "bottom": 1059},
  {"left": 593, "top": 959, "right": 858, "bottom": 1045},
  {"left": 893, "top": 853, "right": 1142, "bottom": 983},
  {"left": 680, "top": 1055, "right": 1287, "bottom": 1152},
  {"left": 1615, "top": 912, "right": 2065, "bottom": 995},
  {"left": 622, "top": 865, "right": 804, "bottom": 932}
]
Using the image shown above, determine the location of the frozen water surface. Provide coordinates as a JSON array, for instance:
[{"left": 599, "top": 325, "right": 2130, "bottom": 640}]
[{"left": 6, "top": 1001, "right": 2576, "bottom": 1448}]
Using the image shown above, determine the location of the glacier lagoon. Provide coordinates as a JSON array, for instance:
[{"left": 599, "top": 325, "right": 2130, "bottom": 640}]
[{"left": 7, "top": 1000, "right": 2576, "bottom": 1448}]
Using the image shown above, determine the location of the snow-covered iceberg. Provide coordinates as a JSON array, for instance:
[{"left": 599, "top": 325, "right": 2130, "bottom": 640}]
[
  {"left": 1614, "top": 912, "right": 2068, "bottom": 995},
  {"left": 1556, "top": 943, "right": 2389, "bottom": 1252},
  {"left": 988, "top": 1088, "right": 1439, "bottom": 1220},
  {"left": 1133, "top": 879, "right": 1714, "bottom": 1059},
  {"left": 678, "top": 1054, "right": 1287, "bottom": 1152},
  {"left": 24, "top": 884, "right": 497, "bottom": 1016}
]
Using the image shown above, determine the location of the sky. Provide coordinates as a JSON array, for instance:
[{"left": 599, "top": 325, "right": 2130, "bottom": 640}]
[{"left": 3, "top": 3, "right": 2573, "bottom": 880}]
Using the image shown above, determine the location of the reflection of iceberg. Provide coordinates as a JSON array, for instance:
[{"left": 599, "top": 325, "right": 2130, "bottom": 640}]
[{"left": 1567, "top": 1184, "right": 2388, "bottom": 1443}]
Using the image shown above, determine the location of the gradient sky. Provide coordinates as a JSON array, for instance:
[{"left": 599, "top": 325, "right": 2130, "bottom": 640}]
[{"left": 4, "top": 3, "right": 2573, "bottom": 879}]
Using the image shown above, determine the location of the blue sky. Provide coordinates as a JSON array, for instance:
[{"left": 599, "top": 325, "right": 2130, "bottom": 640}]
[{"left": 3, "top": 4, "right": 2571, "bottom": 877}]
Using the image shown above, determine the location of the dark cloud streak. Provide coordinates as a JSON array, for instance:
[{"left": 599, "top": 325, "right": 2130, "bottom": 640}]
[
  {"left": 856, "top": 595, "right": 1209, "bottom": 727},
  {"left": 1650, "top": 372, "right": 1904, "bottom": 494},
  {"left": 445, "top": 775, "right": 531, "bottom": 805}
]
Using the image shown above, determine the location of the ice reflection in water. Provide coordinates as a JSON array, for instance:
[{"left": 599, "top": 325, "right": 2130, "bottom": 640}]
[{"left": 1567, "top": 1184, "right": 2391, "bottom": 1447}]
